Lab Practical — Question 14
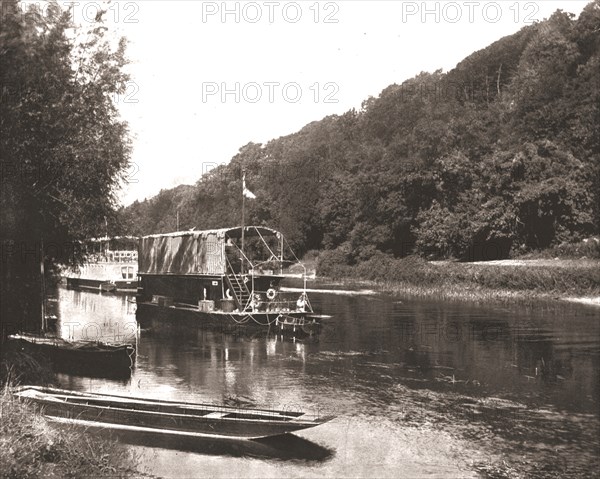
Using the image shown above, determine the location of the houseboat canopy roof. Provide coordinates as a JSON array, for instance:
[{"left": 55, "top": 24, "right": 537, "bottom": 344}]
[
  {"left": 140, "top": 226, "right": 281, "bottom": 240},
  {"left": 138, "top": 226, "right": 282, "bottom": 276}
]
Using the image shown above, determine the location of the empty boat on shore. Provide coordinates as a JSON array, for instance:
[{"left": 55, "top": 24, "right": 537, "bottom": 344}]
[{"left": 13, "top": 386, "right": 334, "bottom": 439}]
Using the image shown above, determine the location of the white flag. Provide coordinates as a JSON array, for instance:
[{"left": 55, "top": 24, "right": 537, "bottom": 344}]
[{"left": 243, "top": 177, "right": 256, "bottom": 199}]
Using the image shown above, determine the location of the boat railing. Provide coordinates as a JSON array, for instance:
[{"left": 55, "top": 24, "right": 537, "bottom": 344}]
[
  {"left": 223, "top": 229, "right": 312, "bottom": 315},
  {"left": 249, "top": 289, "right": 313, "bottom": 314},
  {"left": 83, "top": 253, "right": 138, "bottom": 264}
]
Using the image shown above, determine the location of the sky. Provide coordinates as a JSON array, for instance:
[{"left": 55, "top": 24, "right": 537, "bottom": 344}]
[{"left": 55, "top": 0, "right": 591, "bottom": 204}]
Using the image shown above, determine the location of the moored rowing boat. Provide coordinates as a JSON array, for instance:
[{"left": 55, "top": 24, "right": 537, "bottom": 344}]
[
  {"left": 13, "top": 386, "right": 334, "bottom": 439},
  {"left": 8, "top": 334, "right": 135, "bottom": 380},
  {"left": 8, "top": 334, "right": 135, "bottom": 371}
]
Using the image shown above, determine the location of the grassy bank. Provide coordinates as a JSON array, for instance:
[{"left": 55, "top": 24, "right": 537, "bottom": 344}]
[
  {"left": 0, "top": 348, "right": 141, "bottom": 478},
  {"left": 0, "top": 388, "right": 140, "bottom": 478},
  {"left": 316, "top": 254, "right": 600, "bottom": 304}
]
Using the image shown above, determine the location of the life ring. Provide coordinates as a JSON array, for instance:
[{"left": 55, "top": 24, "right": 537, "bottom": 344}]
[
  {"left": 266, "top": 288, "right": 277, "bottom": 300},
  {"left": 225, "top": 288, "right": 233, "bottom": 300}
]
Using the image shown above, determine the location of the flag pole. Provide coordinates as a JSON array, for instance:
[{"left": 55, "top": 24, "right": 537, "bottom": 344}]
[{"left": 241, "top": 168, "right": 245, "bottom": 274}]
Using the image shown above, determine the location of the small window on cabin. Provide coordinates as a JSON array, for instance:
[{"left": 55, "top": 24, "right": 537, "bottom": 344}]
[{"left": 121, "top": 266, "right": 128, "bottom": 279}]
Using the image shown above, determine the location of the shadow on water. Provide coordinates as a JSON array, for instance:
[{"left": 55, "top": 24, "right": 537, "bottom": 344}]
[
  {"left": 90, "top": 427, "right": 334, "bottom": 463},
  {"left": 49, "top": 357, "right": 134, "bottom": 381}
]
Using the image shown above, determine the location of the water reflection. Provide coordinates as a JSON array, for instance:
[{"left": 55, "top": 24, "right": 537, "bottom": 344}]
[
  {"left": 47, "top": 288, "right": 137, "bottom": 380},
  {"left": 54, "top": 288, "right": 137, "bottom": 342},
  {"left": 52, "top": 285, "right": 600, "bottom": 477},
  {"left": 52, "top": 286, "right": 600, "bottom": 413},
  {"left": 53, "top": 286, "right": 600, "bottom": 414},
  {"left": 311, "top": 292, "right": 600, "bottom": 413}
]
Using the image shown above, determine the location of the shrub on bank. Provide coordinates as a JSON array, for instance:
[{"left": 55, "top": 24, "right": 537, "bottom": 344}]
[
  {"left": 0, "top": 347, "right": 141, "bottom": 478},
  {"left": 0, "top": 389, "right": 139, "bottom": 478},
  {"left": 316, "top": 247, "right": 353, "bottom": 278},
  {"left": 517, "top": 238, "right": 600, "bottom": 260},
  {"left": 354, "top": 254, "right": 439, "bottom": 286},
  {"left": 0, "top": 348, "right": 54, "bottom": 388}
]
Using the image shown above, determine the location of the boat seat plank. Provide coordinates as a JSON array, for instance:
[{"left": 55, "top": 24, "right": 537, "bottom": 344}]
[{"left": 204, "top": 412, "right": 228, "bottom": 419}]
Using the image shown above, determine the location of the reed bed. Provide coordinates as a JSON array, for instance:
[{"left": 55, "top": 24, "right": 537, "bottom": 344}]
[{"left": 317, "top": 254, "right": 600, "bottom": 304}]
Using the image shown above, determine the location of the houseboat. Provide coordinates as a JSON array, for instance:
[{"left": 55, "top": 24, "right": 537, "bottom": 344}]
[
  {"left": 135, "top": 226, "right": 321, "bottom": 336},
  {"left": 65, "top": 236, "right": 138, "bottom": 293}
]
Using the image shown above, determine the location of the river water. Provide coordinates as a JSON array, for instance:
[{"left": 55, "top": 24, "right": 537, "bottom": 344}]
[{"left": 51, "top": 283, "right": 600, "bottom": 478}]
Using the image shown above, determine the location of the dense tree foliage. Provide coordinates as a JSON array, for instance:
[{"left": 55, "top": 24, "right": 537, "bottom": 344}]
[
  {"left": 1, "top": 0, "right": 131, "bottom": 333},
  {"left": 123, "top": 3, "right": 600, "bottom": 264}
]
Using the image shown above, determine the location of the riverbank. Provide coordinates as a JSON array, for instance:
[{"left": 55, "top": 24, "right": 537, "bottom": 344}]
[
  {"left": 0, "top": 348, "right": 141, "bottom": 478},
  {"left": 0, "top": 389, "right": 141, "bottom": 478},
  {"left": 315, "top": 255, "right": 600, "bottom": 306}
]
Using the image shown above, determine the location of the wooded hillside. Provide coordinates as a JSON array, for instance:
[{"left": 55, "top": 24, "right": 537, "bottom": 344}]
[{"left": 121, "top": 3, "right": 600, "bottom": 262}]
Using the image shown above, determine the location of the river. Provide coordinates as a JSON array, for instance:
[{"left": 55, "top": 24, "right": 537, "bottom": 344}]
[{"left": 50, "top": 282, "right": 600, "bottom": 478}]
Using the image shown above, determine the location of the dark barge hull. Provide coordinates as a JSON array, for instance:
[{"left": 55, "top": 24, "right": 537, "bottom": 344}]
[
  {"left": 135, "top": 301, "right": 321, "bottom": 338},
  {"left": 9, "top": 336, "right": 135, "bottom": 371},
  {"left": 14, "top": 386, "right": 333, "bottom": 439}
]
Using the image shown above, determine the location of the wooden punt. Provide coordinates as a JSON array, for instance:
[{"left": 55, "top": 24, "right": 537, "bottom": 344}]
[
  {"left": 13, "top": 386, "right": 334, "bottom": 439},
  {"left": 8, "top": 334, "right": 135, "bottom": 371}
]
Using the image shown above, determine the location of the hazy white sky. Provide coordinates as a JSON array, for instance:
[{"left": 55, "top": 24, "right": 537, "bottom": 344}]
[{"left": 62, "top": 0, "right": 590, "bottom": 204}]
